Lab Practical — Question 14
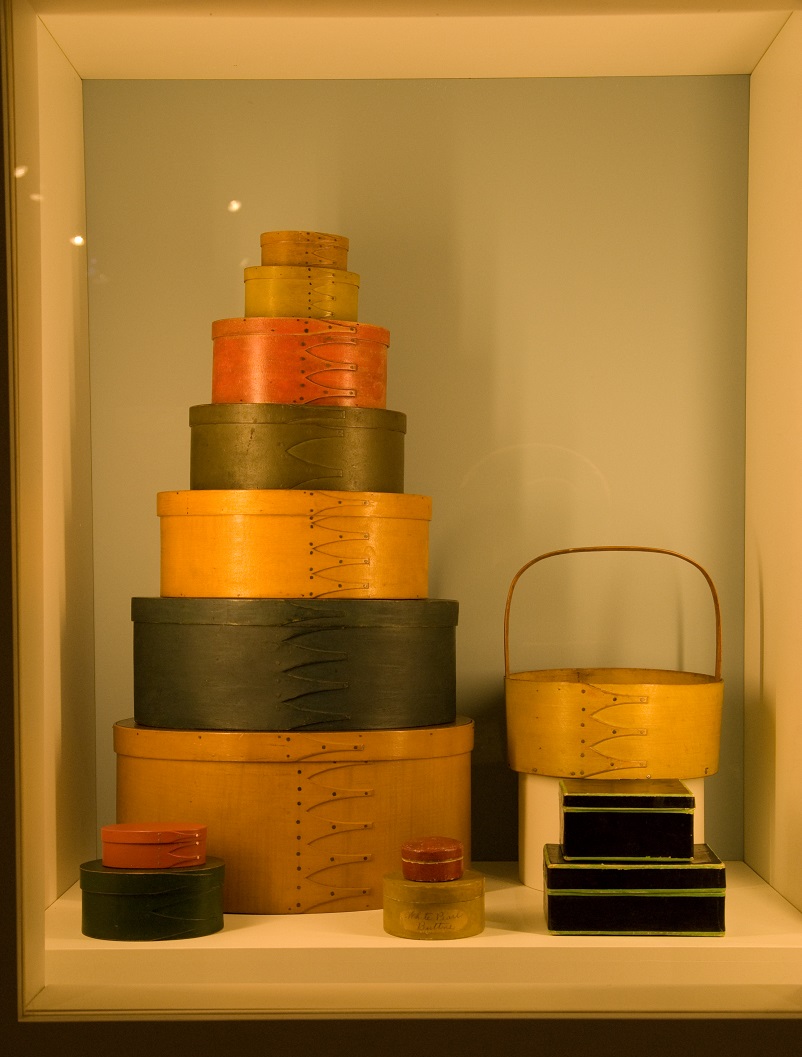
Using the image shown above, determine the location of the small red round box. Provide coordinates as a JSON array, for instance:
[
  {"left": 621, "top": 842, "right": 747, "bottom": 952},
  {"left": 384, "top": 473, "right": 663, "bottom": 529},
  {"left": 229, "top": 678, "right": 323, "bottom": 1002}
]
[{"left": 400, "top": 836, "right": 464, "bottom": 882}]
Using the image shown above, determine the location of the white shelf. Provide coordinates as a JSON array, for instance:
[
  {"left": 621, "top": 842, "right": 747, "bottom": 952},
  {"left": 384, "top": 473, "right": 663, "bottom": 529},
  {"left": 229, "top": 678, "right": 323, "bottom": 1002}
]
[{"left": 32, "top": 862, "right": 802, "bottom": 1017}]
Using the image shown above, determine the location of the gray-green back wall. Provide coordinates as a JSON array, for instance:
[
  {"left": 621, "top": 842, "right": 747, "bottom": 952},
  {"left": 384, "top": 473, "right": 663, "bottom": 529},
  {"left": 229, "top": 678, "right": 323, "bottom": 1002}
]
[{"left": 83, "top": 76, "right": 748, "bottom": 861}]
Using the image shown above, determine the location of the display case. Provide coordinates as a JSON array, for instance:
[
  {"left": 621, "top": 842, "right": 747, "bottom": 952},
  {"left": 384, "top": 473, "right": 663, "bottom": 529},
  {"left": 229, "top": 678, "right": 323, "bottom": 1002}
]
[{"left": 5, "top": 0, "right": 802, "bottom": 1026}]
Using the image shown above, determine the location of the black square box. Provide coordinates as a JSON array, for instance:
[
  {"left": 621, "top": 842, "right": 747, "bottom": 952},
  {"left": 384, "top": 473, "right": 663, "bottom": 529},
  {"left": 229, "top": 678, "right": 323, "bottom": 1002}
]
[
  {"left": 560, "top": 778, "right": 695, "bottom": 861},
  {"left": 543, "top": 843, "right": 726, "bottom": 936}
]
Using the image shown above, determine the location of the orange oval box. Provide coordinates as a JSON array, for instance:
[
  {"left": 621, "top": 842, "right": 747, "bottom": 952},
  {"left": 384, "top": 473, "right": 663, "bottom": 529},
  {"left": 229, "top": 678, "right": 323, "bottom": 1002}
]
[
  {"left": 211, "top": 317, "right": 388, "bottom": 407},
  {"left": 100, "top": 822, "right": 207, "bottom": 869},
  {"left": 157, "top": 489, "right": 431, "bottom": 599},
  {"left": 244, "top": 265, "right": 359, "bottom": 321},
  {"left": 114, "top": 718, "right": 473, "bottom": 914},
  {"left": 260, "top": 230, "right": 349, "bottom": 270}
]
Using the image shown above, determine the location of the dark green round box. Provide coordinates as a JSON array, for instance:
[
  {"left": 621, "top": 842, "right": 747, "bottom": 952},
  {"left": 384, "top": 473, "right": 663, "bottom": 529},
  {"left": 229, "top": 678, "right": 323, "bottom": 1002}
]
[{"left": 80, "top": 857, "right": 225, "bottom": 941}]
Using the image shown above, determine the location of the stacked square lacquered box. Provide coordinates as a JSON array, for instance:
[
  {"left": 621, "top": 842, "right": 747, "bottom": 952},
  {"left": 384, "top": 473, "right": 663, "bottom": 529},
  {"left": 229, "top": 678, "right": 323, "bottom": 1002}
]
[
  {"left": 114, "top": 231, "right": 473, "bottom": 915},
  {"left": 544, "top": 778, "right": 726, "bottom": 935}
]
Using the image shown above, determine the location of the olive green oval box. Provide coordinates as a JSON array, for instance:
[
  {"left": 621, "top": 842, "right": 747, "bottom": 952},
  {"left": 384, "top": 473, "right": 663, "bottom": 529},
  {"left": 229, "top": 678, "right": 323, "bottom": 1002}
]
[{"left": 189, "top": 403, "right": 405, "bottom": 492}]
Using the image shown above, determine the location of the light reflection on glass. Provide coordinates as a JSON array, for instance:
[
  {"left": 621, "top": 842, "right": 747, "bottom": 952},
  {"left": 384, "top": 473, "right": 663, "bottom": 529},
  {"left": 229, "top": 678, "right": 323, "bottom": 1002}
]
[
  {"left": 70, "top": 235, "right": 85, "bottom": 246},
  {"left": 227, "top": 200, "right": 242, "bottom": 212},
  {"left": 14, "top": 165, "right": 28, "bottom": 178}
]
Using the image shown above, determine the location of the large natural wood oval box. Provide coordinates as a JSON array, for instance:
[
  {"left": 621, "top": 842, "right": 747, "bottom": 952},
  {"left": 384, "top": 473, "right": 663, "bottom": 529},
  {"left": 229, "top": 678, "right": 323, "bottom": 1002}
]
[
  {"left": 211, "top": 317, "right": 389, "bottom": 407},
  {"left": 188, "top": 403, "right": 406, "bottom": 492},
  {"left": 132, "top": 597, "right": 458, "bottom": 731},
  {"left": 243, "top": 265, "right": 359, "bottom": 320},
  {"left": 158, "top": 489, "right": 431, "bottom": 599},
  {"left": 114, "top": 718, "right": 474, "bottom": 915}
]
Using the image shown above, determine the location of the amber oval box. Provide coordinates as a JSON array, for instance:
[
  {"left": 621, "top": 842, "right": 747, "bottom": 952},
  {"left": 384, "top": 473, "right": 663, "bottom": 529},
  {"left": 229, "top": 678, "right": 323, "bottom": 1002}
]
[
  {"left": 189, "top": 403, "right": 405, "bottom": 492},
  {"left": 157, "top": 489, "right": 431, "bottom": 599},
  {"left": 259, "top": 230, "right": 349, "bottom": 269},
  {"left": 211, "top": 317, "right": 389, "bottom": 408},
  {"left": 132, "top": 597, "right": 458, "bottom": 731},
  {"left": 114, "top": 718, "right": 473, "bottom": 915}
]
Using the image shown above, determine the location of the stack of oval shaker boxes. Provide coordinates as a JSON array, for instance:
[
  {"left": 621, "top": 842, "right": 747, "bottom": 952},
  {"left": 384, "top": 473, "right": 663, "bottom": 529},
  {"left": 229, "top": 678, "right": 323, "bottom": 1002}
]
[
  {"left": 89, "top": 231, "right": 474, "bottom": 929},
  {"left": 79, "top": 230, "right": 725, "bottom": 941}
]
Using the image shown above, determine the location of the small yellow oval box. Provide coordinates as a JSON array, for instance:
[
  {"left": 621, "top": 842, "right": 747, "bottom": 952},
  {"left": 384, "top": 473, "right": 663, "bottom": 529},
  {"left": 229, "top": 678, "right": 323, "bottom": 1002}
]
[
  {"left": 158, "top": 488, "right": 431, "bottom": 599},
  {"left": 259, "top": 230, "right": 350, "bottom": 270}
]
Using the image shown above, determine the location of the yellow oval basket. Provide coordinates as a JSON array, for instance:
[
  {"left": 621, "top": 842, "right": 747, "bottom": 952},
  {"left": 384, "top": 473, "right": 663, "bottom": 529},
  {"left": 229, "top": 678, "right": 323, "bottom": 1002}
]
[{"left": 504, "top": 546, "right": 723, "bottom": 780}]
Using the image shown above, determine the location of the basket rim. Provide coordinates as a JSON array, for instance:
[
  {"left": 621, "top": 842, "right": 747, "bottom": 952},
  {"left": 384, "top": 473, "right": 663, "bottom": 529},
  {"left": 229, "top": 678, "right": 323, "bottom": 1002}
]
[{"left": 505, "top": 665, "right": 723, "bottom": 686}]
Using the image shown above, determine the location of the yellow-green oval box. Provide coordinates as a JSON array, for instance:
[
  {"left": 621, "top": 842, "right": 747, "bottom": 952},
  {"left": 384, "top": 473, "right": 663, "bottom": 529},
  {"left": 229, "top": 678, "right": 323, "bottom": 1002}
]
[
  {"left": 383, "top": 871, "right": 485, "bottom": 940},
  {"left": 244, "top": 264, "right": 359, "bottom": 320},
  {"left": 189, "top": 403, "right": 406, "bottom": 492}
]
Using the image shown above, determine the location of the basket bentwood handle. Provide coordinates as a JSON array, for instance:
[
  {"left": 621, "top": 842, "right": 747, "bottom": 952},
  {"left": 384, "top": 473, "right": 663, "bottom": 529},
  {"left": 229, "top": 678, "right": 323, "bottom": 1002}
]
[{"left": 503, "top": 545, "right": 722, "bottom": 681}]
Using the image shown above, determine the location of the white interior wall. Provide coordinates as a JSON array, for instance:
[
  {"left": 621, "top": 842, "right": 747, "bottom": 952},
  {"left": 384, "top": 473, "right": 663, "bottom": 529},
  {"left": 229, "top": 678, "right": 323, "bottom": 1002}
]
[
  {"left": 745, "top": 12, "right": 802, "bottom": 909},
  {"left": 82, "top": 75, "right": 748, "bottom": 861},
  {"left": 35, "top": 22, "right": 96, "bottom": 898},
  {"left": 11, "top": 5, "right": 97, "bottom": 1004}
]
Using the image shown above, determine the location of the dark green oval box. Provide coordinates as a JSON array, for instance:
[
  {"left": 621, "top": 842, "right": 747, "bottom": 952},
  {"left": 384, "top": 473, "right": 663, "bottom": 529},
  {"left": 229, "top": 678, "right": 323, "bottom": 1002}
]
[
  {"left": 132, "top": 596, "right": 458, "bottom": 732},
  {"left": 80, "top": 857, "right": 225, "bottom": 941}
]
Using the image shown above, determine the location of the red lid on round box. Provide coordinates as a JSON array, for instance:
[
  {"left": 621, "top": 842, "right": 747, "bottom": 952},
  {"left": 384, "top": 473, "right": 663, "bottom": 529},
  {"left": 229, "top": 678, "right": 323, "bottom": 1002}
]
[
  {"left": 400, "top": 836, "right": 464, "bottom": 882},
  {"left": 101, "top": 823, "right": 207, "bottom": 869}
]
